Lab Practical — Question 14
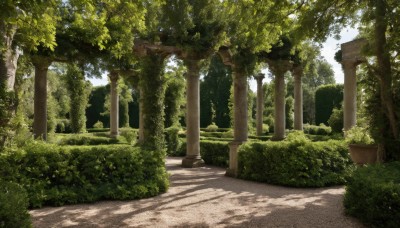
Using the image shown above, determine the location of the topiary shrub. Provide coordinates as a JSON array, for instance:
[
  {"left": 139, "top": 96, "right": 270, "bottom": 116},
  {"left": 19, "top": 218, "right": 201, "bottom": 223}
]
[
  {"left": 205, "top": 123, "right": 219, "bottom": 132},
  {"left": 303, "top": 124, "right": 332, "bottom": 135},
  {"left": 315, "top": 84, "right": 343, "bottom": 125},
  {"left": 344, "top": 162, "right": 400, "bottom": 227},
  {"left": 0, "top": 142, "right": 169, "bottom": 208},
  {"left": 328, "top": 107, "right": 344, "bottom": 133},
  {"left": 93, "top": 121, "right": 104, "bottom": 129},
  {"left": 0, "top": 181, "right": 31, "bottom": 228},
  {"left": 238, "top": 139, "right": 354, "bottom": 187},
  {"left": 200, "top": 131, "right": 224, "bottom": 138},
  {"left": 165, "top": 126, "right": 182, "bottom": 155},
  {"left": 55, "top": 119, "right": 72, "bottom": 133}
]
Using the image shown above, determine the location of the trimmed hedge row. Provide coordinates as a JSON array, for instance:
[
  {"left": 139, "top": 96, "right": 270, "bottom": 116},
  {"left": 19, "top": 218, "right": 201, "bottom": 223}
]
[
  {"left": 344, "top": 162, "right": 400, "bottom": 227},
  {"left": 238, "top": 139, "right": 354, "bottom": 187},
  {"left": 0, "top": 142, "right": 169, "bottom": 208},
  {"left": 0, "top": 181, "right": 31, "bottom": 228},
  {"left": 58, "top": 134, "right": 121, "bottom": 145},
  {"left": 169, "top": 140, "right": 230, "bottom": 167},
  {"left": 303, "top": 124, "right": 332, "bottom": 135}
]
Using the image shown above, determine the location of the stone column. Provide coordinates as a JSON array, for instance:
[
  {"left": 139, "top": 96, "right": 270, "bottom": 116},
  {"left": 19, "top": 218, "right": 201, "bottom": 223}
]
[
  {"left": 255, "top": 73, "right": 265, "bottom": 136},
  {"left": 269, "top": 60, "right": 292, "bottom": 140},
  {"left": 293, "top": 66, "right": 303, "bottom": 130},
  {"left": 138, "top": 86, "right": 144, "bottom": 143},
  {"left": 226, "top": 68, "right": 248, "bottom": 177},
  {"left": 342, "top": 60, "right": 357, "bottom": 131},
  {"left": 32, "top": 58, "right": 51, "bottom": 140},
  {"left": 182, "top": 60, "right": 204, "bottom": 168},
  {"left": 109, "top": 71, "right": 119, "bottom": 137}
]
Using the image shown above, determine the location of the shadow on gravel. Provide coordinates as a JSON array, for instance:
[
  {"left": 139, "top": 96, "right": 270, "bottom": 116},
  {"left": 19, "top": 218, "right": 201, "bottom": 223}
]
[{"left": 30, "top": 157, "right": 363, "bottom": 228}]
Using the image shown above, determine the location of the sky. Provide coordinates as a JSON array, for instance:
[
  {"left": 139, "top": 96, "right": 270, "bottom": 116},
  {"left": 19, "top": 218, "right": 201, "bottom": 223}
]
[{"left": 90, "top": 26, "right": 359, "bottom": 92}]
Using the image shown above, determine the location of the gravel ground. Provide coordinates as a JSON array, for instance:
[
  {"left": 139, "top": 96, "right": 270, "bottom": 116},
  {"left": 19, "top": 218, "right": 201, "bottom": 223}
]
[{"left": 30, "top": 157, "right": 364, "bottom": 228}]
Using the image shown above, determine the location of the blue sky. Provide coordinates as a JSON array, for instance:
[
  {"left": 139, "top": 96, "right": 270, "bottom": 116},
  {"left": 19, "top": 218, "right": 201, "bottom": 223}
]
[{"left": 90, "top": 26, "right": 359, "bottom": 92}]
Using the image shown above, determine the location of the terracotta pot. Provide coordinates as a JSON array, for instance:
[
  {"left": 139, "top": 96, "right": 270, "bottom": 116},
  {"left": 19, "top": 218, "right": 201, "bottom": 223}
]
[{"left": 348, "top": 144, "right": 378, "bottom": 165}]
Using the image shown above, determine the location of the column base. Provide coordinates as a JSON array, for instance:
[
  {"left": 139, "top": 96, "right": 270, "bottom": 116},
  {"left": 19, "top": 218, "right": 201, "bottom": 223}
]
[
  {"left": 271, "top": 135, "right": 285, "bottom": 141},
  {"left": 110, "top": 131, "right": 119, "bottom": 138},
  {"left": 225, "top": 168, "right": 238, "bottom": 178},
  {"left": 182, "top": 157, "right": 205, "bottom": 168}
]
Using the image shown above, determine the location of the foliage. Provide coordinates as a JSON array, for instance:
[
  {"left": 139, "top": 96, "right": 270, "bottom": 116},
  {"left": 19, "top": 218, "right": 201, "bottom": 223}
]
[
  {"left": 118, "top": 78, "right": 133, "bottom": 128},
  {"left": 93, "top": 121, "right": 104, "bottom": 129},
  {"left": 64, "top": 64, "right": 91, "bottom": 133},
  {"left": 238, "top": 139, "right": 354, "bottom": 187},
  {"left": 285, "top": 131, "right": 311, "bottom": 145},
  {"left": 165, "top": 126, "right": 182, "bottom": 156},
  {"left": 206, "top": 123, "right": 219, "bottom": 132},
  {"left": 86, "top": 85, "right": 109, "bottom": 128},
  {"left": 119, "top": 128, "right": 137, "bottom": 145},
  {"left": 200, "top": 55, "right": 232, "bottom": 128},
  {"left": 139, "top": 53, "right": 167, "bottom": 151},
  {"left": 164, "top": 63, "right": 185, "bottom": 128},
  {"left": 315, "top": 84, "right": 343, "bottom": 125},
  {"left": 55, "top": 119, "right": 72, "bottom": 133},
  {"left": 344, "top": 162, "right": 400, "bottom": 227},
  {"left": 285, "top": 96, "right": 294, "bottom": 129},
  {"left": 303, "top": 124, "right": 332, "bottom": 135},
  {"left": 345, "top": 126, "right": 375, "bottom": 145},
  {"left": 0, "top": 181, "right": 31, "bottom": 228},
  {"left": 0, "top": 142, "right": 169, "bottom": 208},
  {"left": 58, "top": 134, "right": 121, "bottom": 146},
  {"left": 328, "top": 107, "right": 344, "bottom": 133}
]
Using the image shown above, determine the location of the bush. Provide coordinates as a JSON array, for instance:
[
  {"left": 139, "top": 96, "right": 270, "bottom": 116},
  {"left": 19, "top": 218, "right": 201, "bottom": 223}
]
[
  {"left": 169, "top": 140, "right": 230, "bottom": 168},
  {"left": 87, "top": 128, "right": 110, "bottom": 133},
  {"left": 93, "top": 121, "right": 104, "bottom": 129},
  {"left": 238, "top": 139, "right": 354, "bottom": 187},
  {"left": 200, "top": 131, "right": 224, "bottom": 138},
  {"left": 344, "top": 162, "right": 400, "bottom": 227},
  {"left": 205, "top": 123, "right": 218, "bottom": 132},
  {"left": 328, "top": 107, "right": 343, "bottom": 133},
  {"left": 200, "top": 140, "right": 230, "bottom": 167},
  {"left": 221, "top": 130, "right": 234, "bottom": 138},
  {"left": 0, "top": 181, "right": 31, "bottom": 228},
  {"left": 303, "top": 124, "right": 332, "bottom": 135},
  {"left": 0, "top": 142, "right": 169, "bottom": 208},
  {"left": 165, "top": 126, "right": 182, "bottom": 155},
  {"left": 315, "top": 84, "right": 343, "bottom": 125},
  {"left": 55, "top": 119, "right": 72, "bottom": 133},
  {"left": 59, "top": 134, "right": 120, "bottom": 145},
  {"left": 120, "top": 128, "right": 137, "bottom": 145}
]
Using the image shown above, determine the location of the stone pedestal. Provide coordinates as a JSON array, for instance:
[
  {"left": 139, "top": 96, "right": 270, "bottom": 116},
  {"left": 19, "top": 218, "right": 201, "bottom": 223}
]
[
  {"left": 33, "top": 58, "right": 51, "bottom": 140},
  {"left": 293, "top": 66, "right": 303, "bottom": 130},
  {"left": 342, "top": 60, "right": 357, "bottom": 131},
  {"left": 109, "top": 72, "right": 119, "bottom": 137},
  {"left": 225, "top": 141, "right": 242, "bottom": 177},
  {"left": 255, "top": 73, "right": 265, "bottom": 136},
  {"left": 182, "top": 60, "right": 204, "bottom": 168}
]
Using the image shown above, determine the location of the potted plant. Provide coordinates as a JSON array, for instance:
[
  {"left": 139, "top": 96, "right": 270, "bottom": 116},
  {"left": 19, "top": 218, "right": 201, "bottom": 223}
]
[{"left": 345, "top": 126, "right": 378, "bottom": 165}]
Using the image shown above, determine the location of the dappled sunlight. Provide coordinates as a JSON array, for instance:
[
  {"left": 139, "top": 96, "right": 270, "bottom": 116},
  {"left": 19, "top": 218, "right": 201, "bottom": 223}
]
[{"left": 30, "top": 158, "right": 364, "bottom": 227}]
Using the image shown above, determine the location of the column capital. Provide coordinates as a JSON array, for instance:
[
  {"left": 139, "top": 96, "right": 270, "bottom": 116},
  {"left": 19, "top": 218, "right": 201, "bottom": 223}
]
[
  {"left": 267, "top": 60, "right": 293, "bottom": 77},
  {"left": 292, "top": 65, "right": 303, "bottom": 78},
  {"left": 254, "top": 73, "right": 265, "bottom": 83},
  {"left": 109, "top": 71, "right": 119, "bottom": 82},
  {"left": 341, "top": 60, "right": 358, "bottom": 70}
]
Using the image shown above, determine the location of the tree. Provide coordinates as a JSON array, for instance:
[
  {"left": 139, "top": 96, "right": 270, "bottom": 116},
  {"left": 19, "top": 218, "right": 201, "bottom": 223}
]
[
  {"left": 164, "top": 63, "right": 186, "bottom": 128},
  {"left": 200, "top": 55, "right": 232, "bottom": 128}
]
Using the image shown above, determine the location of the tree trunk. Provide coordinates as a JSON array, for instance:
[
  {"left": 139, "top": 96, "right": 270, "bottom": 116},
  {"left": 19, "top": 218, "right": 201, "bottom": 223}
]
[{"left": 374, "top": 0, "right": 399, "bottom": 159}]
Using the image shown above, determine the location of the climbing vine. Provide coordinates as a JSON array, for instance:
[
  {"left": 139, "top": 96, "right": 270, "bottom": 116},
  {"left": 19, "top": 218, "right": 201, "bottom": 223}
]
[
  {"left": 65, "top": 64, "right": 91, "bottom": 133},
  {"left": 139, "top": 53, "right": 167, "bottom": 151}
]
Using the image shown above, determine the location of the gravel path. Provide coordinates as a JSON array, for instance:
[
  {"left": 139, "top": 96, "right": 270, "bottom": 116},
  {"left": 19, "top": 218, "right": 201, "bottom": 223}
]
[{"left": 30, "top": 157, "right": 364, "bottom": 227}]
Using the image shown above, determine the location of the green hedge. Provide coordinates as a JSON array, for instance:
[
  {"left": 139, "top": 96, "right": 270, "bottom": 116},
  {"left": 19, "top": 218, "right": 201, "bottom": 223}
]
[
  {"left": 238, "top": 139, "right": 354, "bottom": 187},
  {"left": 87, "top": 128, "right": 110, "bottom": 133},
  {"left": 0, "top": 142, "right": 169, "bottom": 208},
  {"left": 58, "top": 134, "right": 121, "bottom": 145},
  {"left": 303, "top": 124, "right": 332, "bottom": 135},
  {"left": 169, "top": 140, "right": 230, "bottom": 167},
  {"left": 200, "top": 132, "right": 225, "bottom": 138},
  {"left": 0, "top": 181, "right": 31, "bottom": 228},
  {"left": 344, "top": 162, "right": 400, "bottom": 227},
  {"left": 315, "top": 84, "right": 343, "bottom": 125}
]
